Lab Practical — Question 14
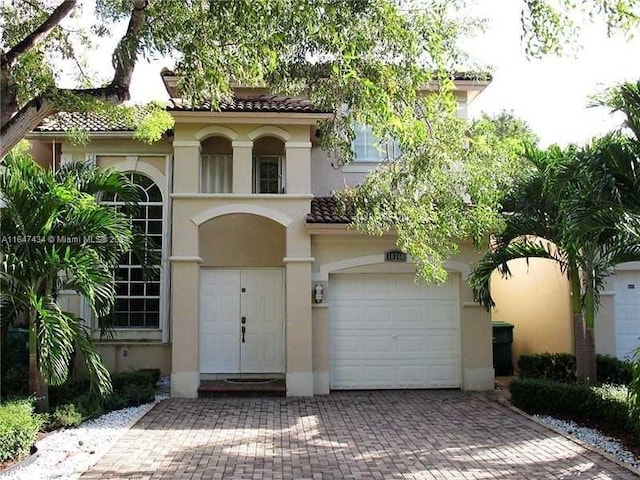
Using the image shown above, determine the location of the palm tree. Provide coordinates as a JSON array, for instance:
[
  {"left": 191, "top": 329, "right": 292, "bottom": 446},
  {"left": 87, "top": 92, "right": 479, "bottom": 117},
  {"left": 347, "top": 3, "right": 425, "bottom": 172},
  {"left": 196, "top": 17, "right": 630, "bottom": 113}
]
[
  {"left": 0, "top": 146, "right": 144, "bottom": 411},
  {"left": 469, "top": 144, "right": 594, "bottom": 380},
  {"left": 470, "top": 127, "right": 640, "bottom": 383}
]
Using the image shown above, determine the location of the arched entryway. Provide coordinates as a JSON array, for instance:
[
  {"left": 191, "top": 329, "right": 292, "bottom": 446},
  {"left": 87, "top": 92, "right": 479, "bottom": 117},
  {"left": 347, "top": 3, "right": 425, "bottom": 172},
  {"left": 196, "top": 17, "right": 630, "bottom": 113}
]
[{"left": 197, "top": 214, "right": 286, "bottom": 375}]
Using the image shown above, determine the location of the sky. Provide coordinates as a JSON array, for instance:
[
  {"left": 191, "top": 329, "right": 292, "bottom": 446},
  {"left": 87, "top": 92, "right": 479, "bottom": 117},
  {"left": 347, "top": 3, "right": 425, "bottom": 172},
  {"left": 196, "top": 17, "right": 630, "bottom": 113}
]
[
  {"left": 120, "top": 2, "right": 640, "bottom": 148},
  {"left": 462, "top": 2, "right": 640, "bottom": 147}
]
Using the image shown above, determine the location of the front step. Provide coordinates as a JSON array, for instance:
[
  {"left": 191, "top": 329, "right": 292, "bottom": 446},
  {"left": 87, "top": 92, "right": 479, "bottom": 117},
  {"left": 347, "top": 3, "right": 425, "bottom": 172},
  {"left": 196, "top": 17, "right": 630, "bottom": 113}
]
[{"left": 198, "top": 378, "right": 286, "bottom": 398}]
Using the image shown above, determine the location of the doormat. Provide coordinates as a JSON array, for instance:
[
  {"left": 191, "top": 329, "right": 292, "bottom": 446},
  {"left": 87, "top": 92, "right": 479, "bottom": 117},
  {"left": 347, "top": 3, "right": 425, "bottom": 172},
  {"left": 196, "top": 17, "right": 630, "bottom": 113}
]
[{"left": 225, "top": 378, "right": 278, "bottom": 384}]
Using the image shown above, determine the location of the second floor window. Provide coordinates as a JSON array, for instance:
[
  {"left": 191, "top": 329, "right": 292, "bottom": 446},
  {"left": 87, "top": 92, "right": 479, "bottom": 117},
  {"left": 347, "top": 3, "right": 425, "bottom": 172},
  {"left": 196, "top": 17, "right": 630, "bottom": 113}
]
[
  {"left": 253, "top": 155, "right": 284, "bottom": 194},
  {"left": 201, "top": 155, "right": 232, "bottom": 193},
  {"left": 353, "top": 124, "right": 401, "bottom": 162}
]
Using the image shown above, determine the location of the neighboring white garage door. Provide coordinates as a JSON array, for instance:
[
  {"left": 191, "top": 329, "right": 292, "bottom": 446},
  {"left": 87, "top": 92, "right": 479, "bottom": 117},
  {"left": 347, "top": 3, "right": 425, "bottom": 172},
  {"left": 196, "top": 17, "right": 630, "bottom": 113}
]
[
  {"left": 329, "top": 273, "right": 460, "bottom": 389},
  {"left": 614, "top": 271, "right": 640, "bottom": 360}
]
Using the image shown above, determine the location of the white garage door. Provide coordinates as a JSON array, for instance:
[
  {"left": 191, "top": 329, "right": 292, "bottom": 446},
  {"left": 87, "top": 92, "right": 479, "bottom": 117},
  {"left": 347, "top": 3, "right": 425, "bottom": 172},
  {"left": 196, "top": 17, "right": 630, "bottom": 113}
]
[
  {"left": 614, "top": 271, "right": 640, "bottom": 360},
  {"left": 329, "top": 273, "right": 460, "bottom": 389}
]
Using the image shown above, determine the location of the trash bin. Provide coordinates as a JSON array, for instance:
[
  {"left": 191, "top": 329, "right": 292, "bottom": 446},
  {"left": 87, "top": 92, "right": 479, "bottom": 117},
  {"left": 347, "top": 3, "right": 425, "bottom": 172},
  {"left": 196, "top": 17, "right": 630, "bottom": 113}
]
[{"left": 492, "top": 321, "right": 514, "bottom": 376}]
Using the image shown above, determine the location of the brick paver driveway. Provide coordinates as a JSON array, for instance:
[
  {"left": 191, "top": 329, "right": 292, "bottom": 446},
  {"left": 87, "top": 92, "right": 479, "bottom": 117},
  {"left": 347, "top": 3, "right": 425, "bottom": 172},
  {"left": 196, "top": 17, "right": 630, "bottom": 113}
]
[{"left": 82, "top": 391, "right": 637, "bottom": 480}]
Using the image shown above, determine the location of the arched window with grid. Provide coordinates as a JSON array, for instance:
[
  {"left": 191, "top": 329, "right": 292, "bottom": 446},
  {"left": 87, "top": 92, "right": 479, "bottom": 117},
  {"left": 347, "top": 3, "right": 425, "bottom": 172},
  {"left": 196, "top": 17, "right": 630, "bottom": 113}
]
[{"left": 101, "top": 173, "right": 163, "bottom": 328}]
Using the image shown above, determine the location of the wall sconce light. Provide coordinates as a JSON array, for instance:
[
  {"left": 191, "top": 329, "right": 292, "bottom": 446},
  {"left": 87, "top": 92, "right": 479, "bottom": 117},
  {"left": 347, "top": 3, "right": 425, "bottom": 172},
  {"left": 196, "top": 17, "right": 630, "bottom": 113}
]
[{"left": 314, "top": 283, "right": 324, "bottom": 304}]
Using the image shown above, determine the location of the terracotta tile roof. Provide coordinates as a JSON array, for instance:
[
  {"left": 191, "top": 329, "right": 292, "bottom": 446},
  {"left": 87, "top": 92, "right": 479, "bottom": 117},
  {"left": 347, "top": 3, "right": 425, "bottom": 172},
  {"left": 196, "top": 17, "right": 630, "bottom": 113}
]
[
  {"left": 32, "top": 95, "right": 329, "bottom": 133},
  {"left": 167, "top": 95, "right": 330, "bottom": 113},
  {"left": 307, "top": 197, "right": 353, "bottom": 224},
  {"left": 34, "top": 111, "right": 135, "bottom": 132}
]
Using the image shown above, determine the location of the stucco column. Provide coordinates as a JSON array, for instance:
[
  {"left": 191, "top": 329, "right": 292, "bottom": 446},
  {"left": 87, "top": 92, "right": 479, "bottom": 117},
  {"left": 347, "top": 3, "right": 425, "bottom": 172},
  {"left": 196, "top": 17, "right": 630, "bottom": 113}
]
[
  {"left": 232, "top": 140, "right": 253, "bottom": 193},
  {"left": 173, "top": 141, "right": 201, "bottom": 193},
  {"left": 169, "top": 258, "right": 201, "bottom": 397},
  {"left": 285, "top": 260, "right": 314, "bottom": 396},
  {"left": 169, "top": 197, "right": 201, "bottom": 398},
  {"left": 459, "top": 276, "right": 494, "bottom": 390},
  {"left": 284, "top": 216, "right": 314, "bottom": 396},
  {"left": 285, "top": 142, "right": 311, "bottom": 194},
  {"left": 312, "top": 302, "right": 330, "bottom": 394}
]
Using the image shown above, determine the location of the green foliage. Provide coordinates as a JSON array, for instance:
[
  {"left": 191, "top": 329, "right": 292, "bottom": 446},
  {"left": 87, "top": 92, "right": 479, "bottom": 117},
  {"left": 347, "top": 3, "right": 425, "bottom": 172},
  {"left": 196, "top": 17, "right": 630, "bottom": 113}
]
[
  {"left": 45, "top": 404, "right": 83, "bottom": 431},
  {"left": 109, "top": 369, "right": 161, "bottom": 391},
  {"left": 470, "top": 82, "right": 640, "bottom": 384},
  {"left": 1, "top": 328, "right": 29, "bottom": 399},
  {"left": 597, "top": 354, "right": 633, "bottom": 385},
  {"left": 630, "top": 347, "right": 640, "bottom": 418},
  {"left": 518, "top": 353, "right": 633, "bottom": 385},
  {"left": 1, "top": 364, "right": 29, "bottom": 400},
  {"left": 4, "top": 0, "right": 639, "bottom": 282},
  {"left": 520, "top": 1, "right": 640, "bottom": 57},
  {"left": 103, "top": 383, "right": 155, "bottom": 412},
  {"left": 510, "top": 379, "right": 639, "bottom": 438},
  {"left": 0, "top": 149, "right": 158, "bottom": 401},
  {"left": 0, "top": 400, "right": 43, "bottom": 463},
  {"left": 49, "top": 368, "right": 159, "bottom": 421},
  {"left": 518, "top": 353, "right": 577, "bottom": 382},
  {"left": 131, "top": 103, "right": 175, "bottom": 144},
  {"left": 342, "top": 110, "right": 538, "bottom": 283}
]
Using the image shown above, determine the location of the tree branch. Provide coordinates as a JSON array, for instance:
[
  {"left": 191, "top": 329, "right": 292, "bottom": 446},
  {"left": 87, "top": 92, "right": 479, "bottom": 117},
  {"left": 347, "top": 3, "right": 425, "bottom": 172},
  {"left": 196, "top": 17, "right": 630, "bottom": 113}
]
[
  {"left": 3, "top": 1, "right": 78, "bottom": 69},
  {"left": 111, "top": 0, "right": 148, "bottom": 88},
  {"left": 1, "top": 1, "right": 149, "bottom": 157}
]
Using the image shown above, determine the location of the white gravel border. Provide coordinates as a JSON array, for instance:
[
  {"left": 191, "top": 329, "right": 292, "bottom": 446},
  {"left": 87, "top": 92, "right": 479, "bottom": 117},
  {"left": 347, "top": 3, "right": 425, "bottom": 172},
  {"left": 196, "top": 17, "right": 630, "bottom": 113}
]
[
  {"left": 497, "top": 397, "right": 640, "bottom": 477},
  {"left": 0, "top": 396, "right": 164, "bottom": 480},
  {"left": 533, "top": 415, "right": 640, "bottom": 470}
]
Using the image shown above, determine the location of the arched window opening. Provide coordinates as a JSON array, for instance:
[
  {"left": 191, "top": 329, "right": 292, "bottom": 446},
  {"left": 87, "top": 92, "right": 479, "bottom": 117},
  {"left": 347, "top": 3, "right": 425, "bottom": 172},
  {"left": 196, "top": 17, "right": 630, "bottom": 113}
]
[{"left": 101, "top": 172, "right": 163, "bottom": 328}]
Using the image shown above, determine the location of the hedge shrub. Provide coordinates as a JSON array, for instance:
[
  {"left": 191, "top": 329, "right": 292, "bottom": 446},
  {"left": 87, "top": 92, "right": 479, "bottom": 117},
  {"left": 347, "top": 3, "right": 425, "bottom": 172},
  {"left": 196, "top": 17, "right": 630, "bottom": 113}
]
[
  {"left": 48, "top": 368, "right": 160, "bottom": 420},
  {"left": 0, "top": 400, "right": 42, "bottom": 463},
  {"left": 596, "top": 355, "right": 633, "bottom": 385},
  {"left": 518, "top": 353, "right": 576, "bottom": 382},
  {"left": 45, "top": 404, "right": 83, "bottom": 431},
  {"left": 517, "top": 353, "right": 632, "bottom": 385},
  {"left": 510, "top": 378, "right": 640, "bottom": 438}
]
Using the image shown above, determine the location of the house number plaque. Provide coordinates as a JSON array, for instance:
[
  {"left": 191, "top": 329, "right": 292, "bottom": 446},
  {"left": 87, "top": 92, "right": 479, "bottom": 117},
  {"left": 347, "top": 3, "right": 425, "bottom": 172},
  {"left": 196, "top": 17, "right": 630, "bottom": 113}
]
[{"left": 385, "top": 250, "right": 407, "bottom": 262}]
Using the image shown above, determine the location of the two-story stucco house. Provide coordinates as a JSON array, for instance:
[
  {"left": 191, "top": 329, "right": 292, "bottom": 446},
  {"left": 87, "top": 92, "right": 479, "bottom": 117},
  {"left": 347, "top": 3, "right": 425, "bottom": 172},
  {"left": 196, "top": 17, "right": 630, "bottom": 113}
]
[{"left": 27, "top": 70, "right": 495, "bottom": 397}]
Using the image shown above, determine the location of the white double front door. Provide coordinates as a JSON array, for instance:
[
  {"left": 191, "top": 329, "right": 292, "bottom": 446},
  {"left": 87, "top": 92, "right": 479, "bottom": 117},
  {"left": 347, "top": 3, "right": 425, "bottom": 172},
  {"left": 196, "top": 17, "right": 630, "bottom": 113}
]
[{"left": 199, "top": 268, "right": 284, "bottom": 373}]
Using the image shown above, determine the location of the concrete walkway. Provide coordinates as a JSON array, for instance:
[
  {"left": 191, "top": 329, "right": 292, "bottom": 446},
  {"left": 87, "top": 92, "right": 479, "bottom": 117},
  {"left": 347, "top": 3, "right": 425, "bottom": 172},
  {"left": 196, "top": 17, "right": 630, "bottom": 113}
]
[{"left": 81, "top": 391, "right": 637, "bottom": 479}]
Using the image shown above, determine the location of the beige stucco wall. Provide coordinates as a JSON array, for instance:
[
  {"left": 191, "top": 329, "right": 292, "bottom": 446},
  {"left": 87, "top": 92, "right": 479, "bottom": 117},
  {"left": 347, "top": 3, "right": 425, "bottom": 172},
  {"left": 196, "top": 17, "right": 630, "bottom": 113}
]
[
  {"left": 254, "top": 136, "right": 285, "bottom": 156},
  {"left": 97, "top": 155, "right": 166, "bottom": 175},
  {"left": 310, "top": 146, "right": 373, "bottom": 196},
  {"left": 172, "top": 123, "right": 312, "bottom": 195},
  {"left": 490, "top": 258, "right": 573, "bottom": 368},
  {"left": 60, "top": 139, "right": 172, "bottom": 159},
  {"left": 28, "top": 139, "right": 61, "bottom": 169},
  {"left": 96, "top": 343, "right": 171, "bottom": 375},
  {"left": 199, "top": 214, "right": 285, "bottom": 267},
  {"left": 201, "top": 136, "right": 232, "bottom": 155},
  {"left": 310, "top": 234, "right": 494, "bottom": 392}
]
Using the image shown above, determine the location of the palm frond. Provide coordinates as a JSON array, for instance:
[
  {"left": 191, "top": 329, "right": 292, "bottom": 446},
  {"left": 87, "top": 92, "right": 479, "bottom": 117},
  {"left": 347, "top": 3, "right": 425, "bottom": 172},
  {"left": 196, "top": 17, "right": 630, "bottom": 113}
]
[
  {"left": 470, "top": 239, "right": 562, "bottom": 310},
  {"left": 30, "top": 293, "right": 76, "bottom": 386},
  {"left": 56, "top": 162, "right": 140, "bottom": 204},
  {"left": 67, "top": 316, "right": 113, "bottom": 397}
]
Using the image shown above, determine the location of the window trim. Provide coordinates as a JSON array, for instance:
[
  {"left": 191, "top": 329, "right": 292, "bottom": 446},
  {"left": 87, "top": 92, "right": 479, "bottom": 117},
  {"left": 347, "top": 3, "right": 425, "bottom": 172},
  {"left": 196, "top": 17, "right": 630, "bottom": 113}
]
[
  {"left": 253, "top": 155, "right": 285, "bottom": 194},
  {"left": 352, "top": 123, "right": 401, "bottom": 163},
  {"left": 79, "top": 154, "right": 170, "bottom": 341},
  {"left": 100, "top": 171, "right": 163, "bottom": 330}
]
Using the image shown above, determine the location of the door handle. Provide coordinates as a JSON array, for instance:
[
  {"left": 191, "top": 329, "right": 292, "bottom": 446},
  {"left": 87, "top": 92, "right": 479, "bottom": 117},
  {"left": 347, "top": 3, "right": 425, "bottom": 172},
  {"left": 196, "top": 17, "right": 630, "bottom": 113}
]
[
  {"left": 241, "top": 316, "right": 246, "bottom": 324},
  {"left": 241, "top": 325, "right": 246, "bottom": 343}
]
